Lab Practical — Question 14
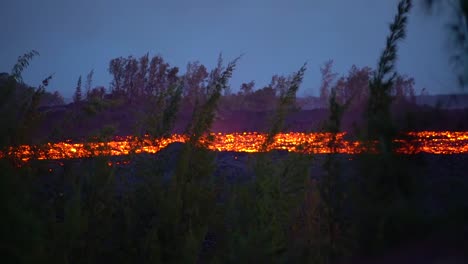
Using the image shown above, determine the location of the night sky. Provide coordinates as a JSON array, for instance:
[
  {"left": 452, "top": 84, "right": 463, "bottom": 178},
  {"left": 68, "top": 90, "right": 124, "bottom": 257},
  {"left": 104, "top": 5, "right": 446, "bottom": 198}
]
[{"left": 0, "top": 0, "right": 460, "bottom": 98}]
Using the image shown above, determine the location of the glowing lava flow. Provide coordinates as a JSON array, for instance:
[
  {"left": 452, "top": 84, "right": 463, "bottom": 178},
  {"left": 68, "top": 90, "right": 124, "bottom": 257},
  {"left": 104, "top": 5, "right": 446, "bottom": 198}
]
[{"left": 1, "top": 131, "right": 468, "bottom": 162}]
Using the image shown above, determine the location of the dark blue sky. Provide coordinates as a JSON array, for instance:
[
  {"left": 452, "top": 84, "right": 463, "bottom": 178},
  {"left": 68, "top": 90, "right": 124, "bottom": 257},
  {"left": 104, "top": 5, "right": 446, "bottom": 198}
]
[{"left": 0, "top": 0, "right": 460, "bottom": 98}]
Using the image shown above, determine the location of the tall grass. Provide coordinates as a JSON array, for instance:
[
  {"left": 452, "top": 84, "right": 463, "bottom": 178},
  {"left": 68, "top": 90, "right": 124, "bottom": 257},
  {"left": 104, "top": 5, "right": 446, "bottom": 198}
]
[{"left": 356, "top": 0, "right": 419, "bottom": 254}]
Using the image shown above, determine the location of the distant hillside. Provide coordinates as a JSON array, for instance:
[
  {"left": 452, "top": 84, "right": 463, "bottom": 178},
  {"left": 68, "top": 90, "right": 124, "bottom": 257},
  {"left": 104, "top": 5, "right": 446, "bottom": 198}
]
[
  {"left": 415, "top": 94, "right": 468, "bottom": 109},
  {"left": 299, "top": 94, "right": 468, "bottom": 110}
]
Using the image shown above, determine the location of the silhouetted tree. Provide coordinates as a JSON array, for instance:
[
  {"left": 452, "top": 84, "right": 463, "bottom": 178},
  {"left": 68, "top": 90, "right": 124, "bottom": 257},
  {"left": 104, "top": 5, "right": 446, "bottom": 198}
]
[
  {"left": 249, "top": 86, "right": 277, "bottom": 111},
  {"left": 1, "top": 51, "right": 51, "bottom": 146},
  {"left": 87, "top": 86, "right": 106, "bottom": 100},
  {"left": 223, "top": 63, "right": 308, "bottom": 262},
  {"left": 367, "top": 0, "right": 412, "bottom": 146},
  {"left": 342, "top": 65, "right": 372, "bottom": 106},
  {"left": 357, "top": 0, "right": 414, "bottom": 253},
  {"left": 124, "top": 56, "right": 139, "bottom": 100},
  {"left": 73, "top": 76, "right": 82, "bottom": 103},
  {"left": 109, "top": 57, "right": 125, "bottom": 95},
  {"left": 39, "top": 90, "right": 64, "bottom": 107},
  {"left": 208, "top": 53, "right": 225, "bottom": 88},
  {"left": 167, "top": 66, "right": 179, "bottom": 87},
  {"left": 136, "top": 53, "right": 149, "bottom": 98},
  {"left": 183, "top": 61, "right": 209, "bottom": 106},
  {"left": 85, "top": 69, "right": 94, "bottom": 99},
  {"left": 264, "top": 63, "right": 307, "bottom": 147},
  {"left": 317, "top": 61, "right": 372, "bottom": 109},
  {"left": 108, "top": 54, "right": 181, "bottom": 104},
  {"left": 240, "top": 80, "right": 255, "bottom": 95},
  {"left": 319, "top": 60, "right": 338, "bottom": 104},
  {"left": 392, "top": 74, "right": 416, "bottom": 104},
  {"left": 269, "top": 74, "right": 291, "bottom": 97},
  {"left": 147, "top": 55, "right": 168, "bottom": 96}
]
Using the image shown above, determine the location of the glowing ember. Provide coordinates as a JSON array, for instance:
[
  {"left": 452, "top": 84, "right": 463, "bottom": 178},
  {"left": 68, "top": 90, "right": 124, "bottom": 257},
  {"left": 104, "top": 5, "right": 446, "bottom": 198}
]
[{"left": 1, "top": 131, "right": 467, "bottom": 162}]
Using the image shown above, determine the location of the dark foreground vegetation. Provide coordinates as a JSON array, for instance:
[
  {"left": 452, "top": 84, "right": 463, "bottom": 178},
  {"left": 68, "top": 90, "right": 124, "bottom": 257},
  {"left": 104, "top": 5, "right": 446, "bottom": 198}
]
[{"left": 1, "top": 0, "right": 468, "bottom": 263}]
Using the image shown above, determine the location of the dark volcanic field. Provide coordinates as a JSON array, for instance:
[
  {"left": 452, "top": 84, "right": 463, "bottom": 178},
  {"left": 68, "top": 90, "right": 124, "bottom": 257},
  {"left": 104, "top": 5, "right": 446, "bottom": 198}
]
[
  {"left": 36, "top": 102, "right": 468, "bottom": 142},
  {"left": 35, "top": 143, "right": 468, "bottom": 263}
]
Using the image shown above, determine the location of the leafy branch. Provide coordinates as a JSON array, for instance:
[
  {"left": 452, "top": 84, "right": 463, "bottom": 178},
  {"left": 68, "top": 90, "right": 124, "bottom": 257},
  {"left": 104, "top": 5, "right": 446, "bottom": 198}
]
[{"left": 11, "top": 50, "right": 39, "bottom": 83}]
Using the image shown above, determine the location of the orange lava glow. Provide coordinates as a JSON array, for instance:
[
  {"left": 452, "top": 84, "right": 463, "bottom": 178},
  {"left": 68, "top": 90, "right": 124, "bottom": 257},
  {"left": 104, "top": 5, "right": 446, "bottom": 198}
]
[{"left": 1, "top": 131, "right": 467, "bottom": 162}]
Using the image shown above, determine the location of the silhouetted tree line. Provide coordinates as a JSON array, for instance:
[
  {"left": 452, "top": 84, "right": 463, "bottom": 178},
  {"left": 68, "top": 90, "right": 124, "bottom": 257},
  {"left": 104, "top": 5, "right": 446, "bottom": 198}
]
[
  {"left": 318, "top": 60, "right": 416, "bottom": 108},
  {"left": 0, "top": 72, "right": 64, "bottom": 108},
  {"left": 104, "top": 53, "right": 418, "bottom": 113}
]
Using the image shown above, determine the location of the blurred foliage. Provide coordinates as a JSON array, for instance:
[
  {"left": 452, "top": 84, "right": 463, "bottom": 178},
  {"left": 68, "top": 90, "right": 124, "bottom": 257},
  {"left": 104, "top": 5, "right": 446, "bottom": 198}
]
[{"left": 424, "top": 0, "right": 468, "bottom": 88}]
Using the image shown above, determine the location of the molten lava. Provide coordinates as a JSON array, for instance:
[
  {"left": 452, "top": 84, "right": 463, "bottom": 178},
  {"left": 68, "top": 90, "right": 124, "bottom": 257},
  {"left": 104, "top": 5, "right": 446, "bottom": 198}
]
[{"left": 1, "top": 131, "right": 468, "bottom": 162}]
